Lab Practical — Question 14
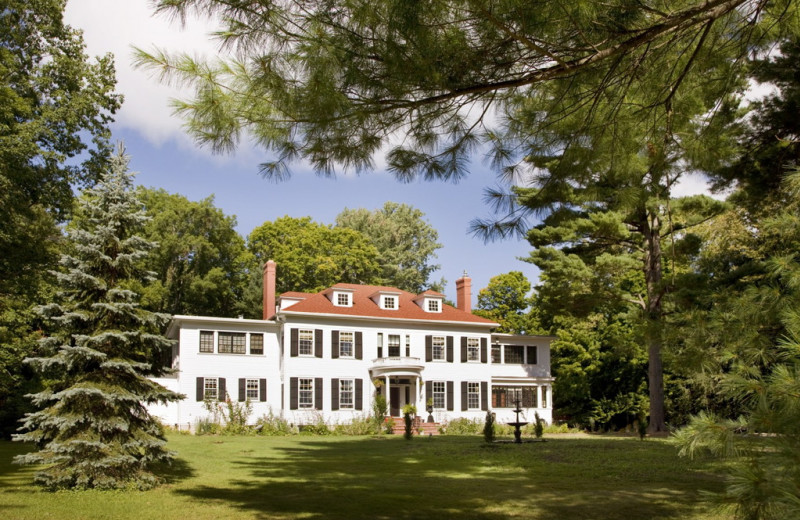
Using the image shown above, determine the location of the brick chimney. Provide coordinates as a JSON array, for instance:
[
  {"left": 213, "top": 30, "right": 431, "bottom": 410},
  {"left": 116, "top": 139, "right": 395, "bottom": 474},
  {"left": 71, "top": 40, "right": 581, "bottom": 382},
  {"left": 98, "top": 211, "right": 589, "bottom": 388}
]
[
  {"left": 263, "top": 260, "right": 276, "bottom": 320},
  {"left": 455, "top": 271, "right": 471, "bottom": 313}
]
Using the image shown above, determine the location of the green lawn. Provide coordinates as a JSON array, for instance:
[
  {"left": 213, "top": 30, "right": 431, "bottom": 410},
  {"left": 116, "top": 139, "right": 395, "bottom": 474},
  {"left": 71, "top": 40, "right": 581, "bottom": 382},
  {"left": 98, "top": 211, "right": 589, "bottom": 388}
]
[{"left": 0, "top": 434, "right": 728, "bottom": 520}]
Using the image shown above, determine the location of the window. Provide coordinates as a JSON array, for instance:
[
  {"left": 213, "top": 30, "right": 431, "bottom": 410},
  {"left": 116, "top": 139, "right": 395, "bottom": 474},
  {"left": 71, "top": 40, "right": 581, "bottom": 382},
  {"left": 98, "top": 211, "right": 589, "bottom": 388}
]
[
  {"left": 427, "top": 299, "right": 440, "bottom": 312},
  {"left": 298, "top": 378, "right": 314, "bottom": 409},
  {"left": 336, "top": 292, "right": 351, "bottom": 306},
  {"left": 405, "top": 335, "right": 411, "bottom": 357},
  {"left": 298, "top": 329, "right": 314, "bottom": 356},
  {"left": 383, "top": 295, "right": 397, "bottom": 309},
  {"left": 218, "top": 332, "right": 246, "bottom": 354},
  {"left": 388, "top": 334, "right": 401, "bottom": 357},
  {"left": 467, "top": 338, "right": 480, "bottom": 361},
  {"left": 377, "top": 333, "right": 383, "bottom": 358},
  {"left": 491, "top": 386, "right": 537, "bottom": 408},
  {"left": 250, "top": 333, "right": 264, "bottom": 355},
  {"left": 339, "top": 379, "right": 354, "bottom": 409},
  {"left": 491, "top": 344, "right": 501, "bottom": 364},
  {"left": 504, "top": 345, "right": 524, "bottom": 364},
  {"left": 526, "top": 346, "right": 538, "bottom": 365},
  {"left": 467, "top": 382, "right": 480, "bottom": 409},
  {"left": 199, "top": 331, "right": 214, "bottom": 353},
  {"left": 432, "top": 381, "right": 446, "bottom": 409},
  {"left": 246, "top": 379, "right": 260, "bottom": 400},
  {"left": 541, "top": 386, "right": 548, "bottom": 408},
  {"left": 432, "top": 336, "right": 445, "bottom": 360},
  {"left": 339, "top": 331, "right": 354, "bottom": 358},
  {"left": 204, "top": 378, "right": 218, "bottom": 400}
]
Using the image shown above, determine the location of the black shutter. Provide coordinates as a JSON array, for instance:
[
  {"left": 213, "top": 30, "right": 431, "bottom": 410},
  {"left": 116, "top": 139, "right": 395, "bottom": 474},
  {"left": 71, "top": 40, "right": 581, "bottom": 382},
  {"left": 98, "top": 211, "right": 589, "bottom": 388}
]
[
  {"left": 331, "top": 378, "right": 340, "bottom": 410},
  {"left": 332, "top": 330, "right": 339, "bottom": 359},
  {"left": 238, "top": 378, "right": 246, "bottom": 402},
  {"left": 218, "top": 378, "right": 226, "bottom": 402},
  {"left": 481, "top": 338, "right": 488, "bottom": 363},
  {"left": 481, "top": 382, "right": 488, "bottom": 410},
  {"left": 461, "top": 381, "right": 468, "bottom": 411},
  {"left": 425, "top": 335, "right": 432, "bottom": 362},
  {"left": 461, "top": 337, "right": 468, "bottom": 363},
  {"left": 315, "top": 329, "right": 323, "bottom": 358},
  {"left": 426, "top": 380, "right": 432, "bottom": 405},
  {"left": 290, "top": 329, "right": 298, "bottom": 357},
  {"left": 196, "top": 377, "right": 204, "bottom": 401},
  {"left": 290, "top": 377, "right": 298, "bottom": 410},
  {"left": 314, "top": 377, "right": 323, "bottom": 410},
  {"left": 355, "top": 332, "right": 363, "bottom": 360},
  {"left": 355, "top": 379, "right": 363, "bottom": 410},
  {"left": 446, "top": 381, "right": 454, "bottom": 411},
  {"left": 446, "top": 336, "right": 454, "bottom": 362},
  {"left": 260, "top": 379, "right": 267, "bottom": 402},
  {"left": 527, "top": 346, "right": 538, "bottom": 365}
]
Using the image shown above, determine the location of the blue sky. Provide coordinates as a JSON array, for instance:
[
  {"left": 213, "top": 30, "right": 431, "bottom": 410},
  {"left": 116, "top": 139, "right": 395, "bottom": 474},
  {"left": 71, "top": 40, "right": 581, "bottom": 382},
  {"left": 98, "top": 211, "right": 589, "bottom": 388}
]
[
  {"left": 64, "top": 0, "right": 540, "bottom": 304},
  {"left": 64, "top": 0, "right": 716, "bottom": 304}
]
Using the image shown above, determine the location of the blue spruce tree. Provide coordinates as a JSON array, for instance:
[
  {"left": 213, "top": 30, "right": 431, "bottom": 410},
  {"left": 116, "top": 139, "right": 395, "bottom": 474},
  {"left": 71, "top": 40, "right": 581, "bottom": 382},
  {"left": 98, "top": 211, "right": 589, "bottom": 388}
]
[{"left": 13, "top": 144, "right": 183, "bottom": 490}]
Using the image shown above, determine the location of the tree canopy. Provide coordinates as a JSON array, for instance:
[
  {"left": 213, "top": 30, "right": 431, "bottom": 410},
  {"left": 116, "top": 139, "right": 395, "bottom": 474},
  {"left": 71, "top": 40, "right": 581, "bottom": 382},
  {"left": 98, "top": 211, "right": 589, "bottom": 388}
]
[
  {"left": 474, "top": 271, "right": 536, "bottom": 334},
  {"left": 335, "top": 202, "right": 443, "bottom": 293}
]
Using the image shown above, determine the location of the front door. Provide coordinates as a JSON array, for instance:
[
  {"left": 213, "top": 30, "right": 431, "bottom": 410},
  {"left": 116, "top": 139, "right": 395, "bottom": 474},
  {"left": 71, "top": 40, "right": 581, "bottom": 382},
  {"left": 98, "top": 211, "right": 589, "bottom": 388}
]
[{"left": 390, "top": 387, "right": 401, "bottom": 416}]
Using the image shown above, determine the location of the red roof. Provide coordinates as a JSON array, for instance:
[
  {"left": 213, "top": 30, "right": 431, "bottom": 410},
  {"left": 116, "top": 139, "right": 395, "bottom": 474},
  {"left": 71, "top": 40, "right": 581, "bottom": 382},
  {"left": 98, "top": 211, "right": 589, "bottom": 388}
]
[{"left": 279, "top": 283, "right": 496, "bottom": 326}]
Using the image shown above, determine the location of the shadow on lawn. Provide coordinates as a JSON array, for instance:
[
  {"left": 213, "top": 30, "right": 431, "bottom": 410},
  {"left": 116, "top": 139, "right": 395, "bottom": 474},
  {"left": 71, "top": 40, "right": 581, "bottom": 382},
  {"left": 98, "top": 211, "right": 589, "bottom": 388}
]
[{"left": 175, "top": 436, "right": 721, "bottom": 520}]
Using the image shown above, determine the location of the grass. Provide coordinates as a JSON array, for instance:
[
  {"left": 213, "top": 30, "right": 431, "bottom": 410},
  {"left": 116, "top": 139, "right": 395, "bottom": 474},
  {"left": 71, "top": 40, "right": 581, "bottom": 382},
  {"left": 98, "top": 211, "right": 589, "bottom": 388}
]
[{"left": 0, "top": 433, "right": 729, "bottom": 520}]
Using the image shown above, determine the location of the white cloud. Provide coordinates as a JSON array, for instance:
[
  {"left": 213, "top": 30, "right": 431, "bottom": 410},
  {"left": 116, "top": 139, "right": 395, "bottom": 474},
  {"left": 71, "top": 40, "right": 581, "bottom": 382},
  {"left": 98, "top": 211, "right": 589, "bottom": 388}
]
[{"left": 64, "top": 0, "right": 226, "bottom": 150}]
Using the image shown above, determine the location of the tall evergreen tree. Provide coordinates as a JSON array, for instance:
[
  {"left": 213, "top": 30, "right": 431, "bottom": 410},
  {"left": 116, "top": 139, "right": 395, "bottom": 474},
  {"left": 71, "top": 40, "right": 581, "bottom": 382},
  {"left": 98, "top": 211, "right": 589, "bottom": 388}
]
[{"left": 13, "top": 145, "right": 182, "bottom": 490}]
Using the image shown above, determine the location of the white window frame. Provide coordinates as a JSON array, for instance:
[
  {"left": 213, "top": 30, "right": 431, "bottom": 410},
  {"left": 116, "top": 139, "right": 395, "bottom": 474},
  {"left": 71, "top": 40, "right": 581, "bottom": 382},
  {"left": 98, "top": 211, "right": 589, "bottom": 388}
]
[
  {"left": 339, "top": 331, "right": 354, "bottom": 358},
  {"left": 387, "top": 334, "right": 401, "bottom": 357},
  {"left": 382, "top": 295, "right": 397, "bottom": 310},
  {"left": 467, "top": 337, "right": 480, "bottom": 362},
  {"left": 335, "top": 292, "right": 352, "bottom": 307},
  {"left": 298, "top": 378, "right": 314, "bottom": 409},
  {"left": 467, "top": 382, "right": 480, "bottom": 409},
  {"left": 246, "top": 378, "right": 260, "bottom": 400},
  {"left": 203, "top": 377, "right": 218, "bottom": 400},
  {"left": 218, "top": 332, "right": 246, "bottom": 354},
  {"left": 432, "top": 381, "right": 446, "bottom": 409},
  {"left": 339, "top": 379, "right": 354, "bottom": 410},
  {"left": 432, "top": 336, "right": 445, "bottom": 361},
  {"left": 249, "top": 333, "right": 264, "bottom": 355},
  {"left": 427, "top": 299, "right": 440, "bottom": 312},
  {"left": 199, "top": 331, "right": 215, "bottom": 353},
  {"left": 298, "top": 329, "right": 314, "bottom": 356}
]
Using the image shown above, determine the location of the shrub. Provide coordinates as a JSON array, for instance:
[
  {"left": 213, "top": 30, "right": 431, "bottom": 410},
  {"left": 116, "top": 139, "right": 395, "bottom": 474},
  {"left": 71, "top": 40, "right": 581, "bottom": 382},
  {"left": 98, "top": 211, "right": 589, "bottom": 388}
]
[
  {"left": 333, "top": 416, "right": 380, "bottom": 436},
  {"left": 255, "top": 411, "right": 297, "bottom": 436},
  {"left": 300, "top": 413, "right": 331, "bottom": 435},
  {"left": 442, "top": 417, "right": 482, "bottom": 435},
  {"left": 534, "top": 412, "right": 544, "bottom": 439},
  {"left": 402, "top": 404, "right": 417, "bottom": 440},
  {"left": 483, "top": 411, "right": 496, "bottom": 443}
]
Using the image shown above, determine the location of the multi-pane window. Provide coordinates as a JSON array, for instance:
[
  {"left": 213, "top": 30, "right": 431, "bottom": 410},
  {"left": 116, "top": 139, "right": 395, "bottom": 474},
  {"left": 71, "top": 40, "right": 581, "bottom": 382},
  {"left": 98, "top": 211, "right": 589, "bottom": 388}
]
[
  {"left": 388, "top": 334, "right": 401, "bottom": 357},
  {"left": 246, "top": 379, "right": 260, "bottom": 400},
  {"left": 504, "top": 345, "right": 524, "bottom": 364},
  {"left": 218, "top": 332, "right": 246, "bottom": 354},
  {"left": 383, "top": 296, "right": 397, "bottom": 309},
  {"left": 405, "top": 335, "right": 411, "bottom": 357},
  {"left": 492, "top": 386, "right": 537, "bottom": 408},
  {"left": 339, "top": 379, "right": 354, "bottom": 409},
  {"left": 526, "top": 346, "right": 538, "bottom": 365},
  {"left": 467, "top": 337, "right": 480, "bottom": 361},
  {"left": 432, "top": 336, "right": 445, "bottom": 360},
  {"left": 203, "top": 378, "right": 218, "bottom": 400},
  {"left": 432, "top": 381, "right": 446, "bottom": 409},
  {"left": 377, "top": 333, "right": 383, "bottom": 358},
  {"left": 467, "top": 382, "right": 480, "bottom": 409},
  {"left": 336, "top": 293, "right": 351, "bottom": 306},
  {"left": 199, "top": 331, "right": 214, "bottom": 353},
  {"left": 339, "top": 331, "right": 354, "bottom": 358},
  {"left": 250, "top": 334, "right": 264, "bottom": 355},
  {"left": 541, "top": 386, "right": 548, "bottom": 408},
  {"left": 427, "top": 299, "right": 440, "bottom": 312},
  {"left": 298, "top": 329, "right": 314, "bottom": 356},
  {"left": 491, "top": 345, "right": 501, "bottom": 363},
  {"left": 298, "top": 378, "right": 314, "bottom": 408}
]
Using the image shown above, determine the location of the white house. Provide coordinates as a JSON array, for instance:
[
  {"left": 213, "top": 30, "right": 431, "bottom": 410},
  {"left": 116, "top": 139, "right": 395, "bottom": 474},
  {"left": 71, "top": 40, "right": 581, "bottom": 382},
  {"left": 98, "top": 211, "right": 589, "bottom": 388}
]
[{"left": 149, "top": 261, "right": 554, "bottom": 430}]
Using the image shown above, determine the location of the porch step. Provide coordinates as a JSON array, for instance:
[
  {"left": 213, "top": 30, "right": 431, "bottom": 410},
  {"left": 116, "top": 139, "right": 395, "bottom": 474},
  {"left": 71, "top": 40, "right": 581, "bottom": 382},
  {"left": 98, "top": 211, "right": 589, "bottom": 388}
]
[{"left": 384, "top": 416, "right": 440, "bottom": 436}]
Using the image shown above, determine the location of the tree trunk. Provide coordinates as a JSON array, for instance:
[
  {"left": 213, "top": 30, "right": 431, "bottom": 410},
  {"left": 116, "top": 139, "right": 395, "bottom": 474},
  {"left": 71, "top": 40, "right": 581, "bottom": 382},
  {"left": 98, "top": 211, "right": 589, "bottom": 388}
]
[{"left": 644, "top": 211, "right": 667, "bottom": 434}]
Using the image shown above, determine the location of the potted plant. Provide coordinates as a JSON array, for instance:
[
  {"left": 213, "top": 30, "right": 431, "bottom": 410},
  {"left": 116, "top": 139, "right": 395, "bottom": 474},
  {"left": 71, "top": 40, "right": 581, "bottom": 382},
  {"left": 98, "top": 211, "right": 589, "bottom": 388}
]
[{"left": 426, "top": 397, "right": 434, "bottom": 423}]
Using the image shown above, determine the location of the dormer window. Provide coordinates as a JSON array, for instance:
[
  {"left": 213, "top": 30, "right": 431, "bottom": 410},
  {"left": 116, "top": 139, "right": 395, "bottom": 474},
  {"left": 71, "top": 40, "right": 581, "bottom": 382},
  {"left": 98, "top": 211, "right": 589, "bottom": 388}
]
[
  {"left": 383, "top": 295, "right": 397, "bottom": 310},
  {"left": 427, "top": 299, "right": 440, "bottom": 312},
  {"left": 336, "top": 292, "right": 351, "bottom": 307}
]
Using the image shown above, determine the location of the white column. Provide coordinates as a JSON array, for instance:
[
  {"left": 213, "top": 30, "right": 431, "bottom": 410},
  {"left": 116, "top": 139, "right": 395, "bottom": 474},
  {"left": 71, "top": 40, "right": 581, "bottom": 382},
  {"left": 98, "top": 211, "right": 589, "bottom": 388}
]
[
  {"left": 536, "top": 385, "right": 542, "bottom": 409},
  {"left": 385, "top": 375, "right": 391, "bottom": 416}
]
